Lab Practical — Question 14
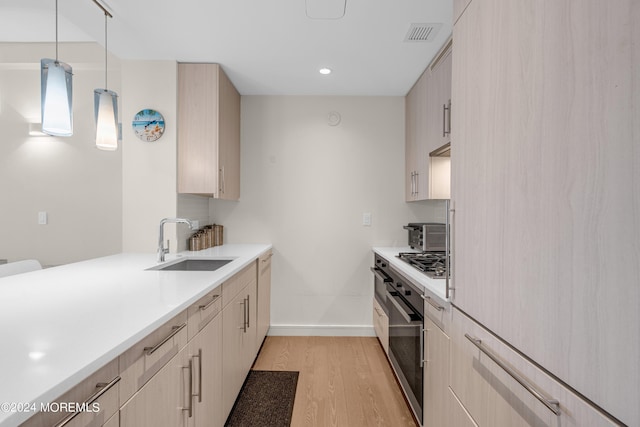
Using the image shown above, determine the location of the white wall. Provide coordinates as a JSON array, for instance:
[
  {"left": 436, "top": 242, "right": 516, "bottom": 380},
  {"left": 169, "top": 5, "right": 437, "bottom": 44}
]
[
  {"left": 211, "top": 96, "right": 446, "bottom": 334},
  {"left": 0, "top": 42, "right": 122, "bottom": 266},
  {"left": 121, "top": 61, "right": 181, "bottom": 253}
]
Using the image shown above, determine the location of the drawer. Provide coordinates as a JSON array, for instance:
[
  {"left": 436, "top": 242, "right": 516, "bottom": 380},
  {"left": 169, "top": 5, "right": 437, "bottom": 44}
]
[
  {"left": 372, "top": 298, "right": 388, "bottom": 354},
  {"left": 258, "top": 250, "right": 272, "bottom": 274},
  {"left": 422, "top": 289, "right": 450, "bottom": 333},
  {"left": 187, "top": 289, "right": 222, "bottom": 340},
  {"left": 450, "top": 308, "right": 620, "bottom": 427},
  {"left": 118, "top": 310, "right": 188, "bottom": 406},
  {"left": 21, "top": 358, "right": 120, "bottom": 427},
  {"left": 222, "top": 262, "right": 257, "bottom": 308},
  {"left": 449, "top": 387, "right": 478, "bottom": 427}
]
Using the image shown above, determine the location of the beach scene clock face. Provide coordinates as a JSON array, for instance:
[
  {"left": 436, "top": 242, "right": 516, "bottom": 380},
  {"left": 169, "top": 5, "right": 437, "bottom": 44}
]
[{"left": 132, "top": 109, "right": 165, "bottom": 142}]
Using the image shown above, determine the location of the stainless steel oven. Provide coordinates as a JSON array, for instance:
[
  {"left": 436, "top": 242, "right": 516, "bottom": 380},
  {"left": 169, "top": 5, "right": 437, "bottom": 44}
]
[
  {"left": 371, "top": 256, "right": 392, "bottom": 314},
  {"left": 374, "top": 256, "right": 424, "bottom": 424}
]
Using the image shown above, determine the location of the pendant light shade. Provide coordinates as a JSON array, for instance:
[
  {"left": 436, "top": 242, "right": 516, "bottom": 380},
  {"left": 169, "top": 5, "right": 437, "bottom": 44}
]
[
  {"left": 94, "top": 6, "right": 118, "bottom": 151},
  {"left": 40, "top": 0, "right": 73, "bottom": 137},
  {"left": 41, "top": 59, "right": 73, "bottom": 136},
  {"left": 94, "top": 89, "right": 118, "bottom": 150}
]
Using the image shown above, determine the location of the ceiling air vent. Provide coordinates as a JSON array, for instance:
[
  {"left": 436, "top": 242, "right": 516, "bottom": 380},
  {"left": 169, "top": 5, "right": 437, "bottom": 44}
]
[{"left": 404, "top": 23, "right": 442, "bottom": 42}]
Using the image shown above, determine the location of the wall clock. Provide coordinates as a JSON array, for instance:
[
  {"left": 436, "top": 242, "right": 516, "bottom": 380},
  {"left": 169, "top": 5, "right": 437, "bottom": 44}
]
[{"left": 132, "top": 109, "right": 165, "bottom": 142}]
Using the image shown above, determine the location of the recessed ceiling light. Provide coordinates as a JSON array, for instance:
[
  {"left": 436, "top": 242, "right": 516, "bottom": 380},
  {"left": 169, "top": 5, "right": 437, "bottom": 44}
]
[{"left": 319, "top": 68, "right": 332, "bottom": 75}]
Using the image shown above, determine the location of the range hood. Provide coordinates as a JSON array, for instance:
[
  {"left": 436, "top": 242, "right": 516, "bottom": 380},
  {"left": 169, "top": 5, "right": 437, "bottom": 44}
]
[{"left": 430, "top": 142, "right": 451, "bottom": 157}]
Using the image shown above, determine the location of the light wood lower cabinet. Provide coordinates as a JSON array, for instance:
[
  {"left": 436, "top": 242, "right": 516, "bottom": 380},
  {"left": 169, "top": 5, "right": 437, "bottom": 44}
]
[
  {"left": 119, "top": 345, "right": 190, "bottom": 427},
  {"left": 21, "top": 359, "right": 120, "bottom": 427},
  {"left": 449, "top": 388, "right": 478, "bottom": 427},
  {"left": 222, "top": 278, "right": 257, "bottom": 419},
  {"left": 189, "top": 313, "right": 223, "bottom": 427},
  {"left": 423, "top": 316, "right": 449, "bottom": 427},
  {"left": 21, "top": 256, "right": 270, "bottom": 427},
  {"left": 449, "top": 308, "right": 619, "bottom": 427},
  {"left": 256, "top": 250, "right": 272, "bottom": 348},
  {"left": 372, "top": 298, "right": 388, "bottom": 354}
]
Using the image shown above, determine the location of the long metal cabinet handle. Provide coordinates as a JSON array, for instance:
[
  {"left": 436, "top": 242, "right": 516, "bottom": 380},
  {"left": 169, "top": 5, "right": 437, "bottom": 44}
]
[
  {"left": 414, "top": 171, "right": 419, "bottom": 196},
  {"left": 464, "top": 334, "right": 561, "bottom": 416},
  {"left": 199, "top": 294, "right": 220, "bottom": 311},
  {"left": 420, "top": 327, "right": 425, "bottom": 368},
  {"left": 219, "top": 166, "right": 226, "bottom": 194},
  {"left": 443, "top": 101, "right": 451, "bottom": 137},
  {"left": 445, "top": 199, "right": 451, "bottom": 299},
  {"left": 246, "top": 294, "right": 250, "bottom": 328},
  {"left": 144, "top": 323, "right": 187, "bottom": 356},
  {"left": 192, "top": 348, "right": 202, "bottom": 403},
  {"left": 238, "top": 299, "right": 246, "bottom": 332},
  {"left": 53, "top": 376, "right": 121, "bottom": 427},
  {"left": 420, "top": 294, "right": 444, "bottom": 311},
  {"left": 182, "top": 360, "right": 194, "bottom": 418},
  {"left": 447, "top": 99, "right": 452, "bottom": 136}
]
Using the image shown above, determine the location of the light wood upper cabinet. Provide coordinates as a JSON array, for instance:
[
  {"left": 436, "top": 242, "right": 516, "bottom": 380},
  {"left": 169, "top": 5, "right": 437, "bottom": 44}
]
[
  {"left": 451, "top": 0, "right": 639, "bottom": 425},
  {"left": 453, "top": 0, "right": 472, "bottom": 25},
  {"left": 405, "top": 42, "right": 452, "bottom": 201},
  {"left": 178, "top": 63, "right": 240, "bottom": 199}
]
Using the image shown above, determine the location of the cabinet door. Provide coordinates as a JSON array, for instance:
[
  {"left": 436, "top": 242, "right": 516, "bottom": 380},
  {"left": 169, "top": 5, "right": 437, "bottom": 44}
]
[
  {"left": 449, "top": 388, "right": 478, "bottom": 427},
  {"left": 177, "top": 63, "right": 220, "bottom": 196},
  {"left": 450, "top": 308, "right": 620, "bottom": 427},
  {"left": 217, "top": 66, "right": 241, "bottom": 200},
  {"left": 372, "top": 298, "right": 388, "bottom": 354},
  {"left": 453, "top": 0, "right": 472, "bottom": 24},
  {"left": 222, "top": 289, "right": 248, "bottom": 418},
  {"left": 243, "top": 279, "right": 258, "bottom": 368},
  {"left": 451, "top": 1, "right": 639, "bottom": 424},
  {"left": 427, "top": 45, "right": 452, "bottom": 199},
  {"left": 256, "top": 251, "right": 272, "bottom": 347},
  {"left": 189, "top": 313, "right": 223, "bottom": 427},
  {"left": 120, "top": 347, "right": 190, "bottom": 427},
  {"left": 405, "top": 69, "right": 429, "bottom": 201},
  {"left": 423, "top": 317, "right": 449, "bottom": 427}
]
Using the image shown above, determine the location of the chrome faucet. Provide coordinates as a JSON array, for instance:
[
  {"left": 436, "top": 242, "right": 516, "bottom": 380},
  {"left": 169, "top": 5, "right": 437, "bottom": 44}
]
[{"left": 157, "top": 218, "right": 196, "bottom": 263}]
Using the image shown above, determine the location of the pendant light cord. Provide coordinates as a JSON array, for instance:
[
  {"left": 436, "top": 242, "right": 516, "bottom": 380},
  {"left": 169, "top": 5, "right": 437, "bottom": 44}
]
[
  {"left": 55, "top": 0, "right": 59, "bottom": 62},
  {"left": 104, "top": 12, "right": 108, "bottom": 89}
]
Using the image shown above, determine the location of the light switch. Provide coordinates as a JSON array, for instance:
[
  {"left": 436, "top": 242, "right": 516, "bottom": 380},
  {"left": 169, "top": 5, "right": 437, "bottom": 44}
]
[
  {"left": 38, "top": 211, "right": 48, "bottom": 225},
  {"left": 362, "top": 212, "right": 372, "bottom": 226}
]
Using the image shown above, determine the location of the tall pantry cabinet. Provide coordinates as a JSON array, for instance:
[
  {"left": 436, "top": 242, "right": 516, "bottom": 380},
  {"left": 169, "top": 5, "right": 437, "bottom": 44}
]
[{"left": 450, "top": 0, "right": 639, "bottom": 426}]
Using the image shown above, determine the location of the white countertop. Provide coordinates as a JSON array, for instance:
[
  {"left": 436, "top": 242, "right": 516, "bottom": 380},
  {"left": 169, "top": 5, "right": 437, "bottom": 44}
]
[
  {"left": 0, "top": 244, "right": 271, "bottom": 427},
  {"left": 372, "top": 247, "right": 449, "bottom": 303}
]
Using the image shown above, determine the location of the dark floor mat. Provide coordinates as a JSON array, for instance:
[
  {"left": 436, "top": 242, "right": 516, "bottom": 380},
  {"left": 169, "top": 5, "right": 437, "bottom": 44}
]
[{"left": 225, "top": 370, "right": 299, "bottom": 427}]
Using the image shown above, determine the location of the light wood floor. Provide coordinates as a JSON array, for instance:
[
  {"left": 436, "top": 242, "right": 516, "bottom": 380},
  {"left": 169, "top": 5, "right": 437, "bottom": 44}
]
[{"left": 252, "top": 336, "right": 418, "bottom": 427}]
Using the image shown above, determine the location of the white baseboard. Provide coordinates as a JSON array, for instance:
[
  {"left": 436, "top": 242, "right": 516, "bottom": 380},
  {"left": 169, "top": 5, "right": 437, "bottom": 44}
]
[{"left": 267, "top": 324, "right": 376, "bottom": 337}]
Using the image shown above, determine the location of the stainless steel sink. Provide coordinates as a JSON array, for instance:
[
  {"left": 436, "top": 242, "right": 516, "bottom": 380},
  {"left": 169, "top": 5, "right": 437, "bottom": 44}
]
[{"left": 148, "top": 259, "right": 234, "bottom": 271}]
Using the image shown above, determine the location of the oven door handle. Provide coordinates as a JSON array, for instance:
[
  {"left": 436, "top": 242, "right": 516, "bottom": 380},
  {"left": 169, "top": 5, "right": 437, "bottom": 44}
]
[
  {"left": 370, "top": 267, "right": 392, "bottom": 283},
  {"left": 386, "top": 291, "right": 419, "bottom": 323}
]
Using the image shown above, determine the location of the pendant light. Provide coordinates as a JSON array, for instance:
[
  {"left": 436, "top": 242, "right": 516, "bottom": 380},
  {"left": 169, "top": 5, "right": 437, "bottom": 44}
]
[
  {"left": 94, "top": 3, "right": 118, "bottom": 151},
  {"left": 41, "top": 0, "right": 73, "bottom": 136}
]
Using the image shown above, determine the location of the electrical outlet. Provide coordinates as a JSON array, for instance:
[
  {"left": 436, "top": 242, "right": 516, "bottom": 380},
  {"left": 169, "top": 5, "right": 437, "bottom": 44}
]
[
  {"left": 362, "top": 212, "right": 372, "bottom": 226},
  {"left": 38, "top": 211, "right": 48, "bottom": 225}
]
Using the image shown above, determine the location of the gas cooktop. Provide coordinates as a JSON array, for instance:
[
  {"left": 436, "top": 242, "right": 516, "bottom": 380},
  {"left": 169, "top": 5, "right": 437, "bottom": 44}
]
[{"left": 397, "top": 252, "right": 448, "bottom": 279}]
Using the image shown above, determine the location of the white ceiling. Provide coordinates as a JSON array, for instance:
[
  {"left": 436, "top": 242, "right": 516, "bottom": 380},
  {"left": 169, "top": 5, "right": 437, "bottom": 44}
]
[{"left": 0, "top": 0, "right": 452, "bottom": 96}]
